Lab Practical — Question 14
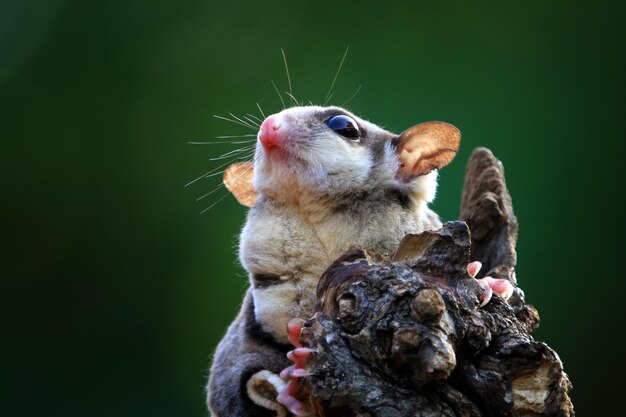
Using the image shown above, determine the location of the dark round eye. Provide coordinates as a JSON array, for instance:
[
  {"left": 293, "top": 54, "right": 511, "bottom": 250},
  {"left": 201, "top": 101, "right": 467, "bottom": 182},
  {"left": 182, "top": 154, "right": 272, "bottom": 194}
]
[{"left": 325, "top": 115, "right": 361, "bottom": 140}]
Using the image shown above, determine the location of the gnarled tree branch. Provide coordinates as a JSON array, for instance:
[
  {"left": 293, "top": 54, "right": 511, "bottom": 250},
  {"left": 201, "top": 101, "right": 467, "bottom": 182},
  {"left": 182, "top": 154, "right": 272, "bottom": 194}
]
[{"left": 294, "top": 148, "right": 573, "bottom": 417}]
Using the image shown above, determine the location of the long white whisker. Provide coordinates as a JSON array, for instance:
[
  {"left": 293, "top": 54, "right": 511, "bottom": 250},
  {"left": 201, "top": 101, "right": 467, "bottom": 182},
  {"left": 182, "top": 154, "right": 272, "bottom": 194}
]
[
  {"left": 189, "top": 140, "right": 255, "bottom": 145},
  {"left": 246, "top": 113, "right": 263, "bottom": 124},
  {"left": 201, "top": 192, "right": 232, "bottom": 213},
  {"left": 229, "top": 113, "right": 258, "bottom": 129},
  {"left": 203, "top": 158, "right": 252, "bottom": 179},
  {"left": 202, "top": 152, "right": 255, "bottom": 179},
  {"left": 209, "top": 146, "right": 256, "bottom": 161},
  {"left": 213, "top": 114, "right": 257, "bottom": 131},
  {"left": 216, "top": 134, "right": 257, "bottom": 139},
  {"left": 284, "top": 91, "right": 300, "bottom": 106},
  {"left": 341, "top": 84, "right": 362, "bottom": 107},
  {"left": 271, "top": 80, "right": 286, "bottom": 109},
  {"left": 281, "top": 49, "right": 295, "bottom": 105},
  {"left": 256, "top": 103, "right": 266, "bottom": 119},
  {"left": 243, "top": 115, "right": 262, "bottom": 127},
  {"left": 323, "top": 45, "right": 350, "bottom": 106},
  {"left": 185, "top": 157, "right": 247, "bottom": 187},
  {"left": 196, "top": 183, "right": 226, "bottom": 201}
]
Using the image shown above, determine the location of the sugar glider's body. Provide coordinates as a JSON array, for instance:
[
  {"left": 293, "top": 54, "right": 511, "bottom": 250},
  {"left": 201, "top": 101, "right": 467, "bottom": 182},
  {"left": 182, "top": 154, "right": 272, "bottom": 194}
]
[
  {"left": 241, "top": 181, "right": 442, "bottom": 345},
  {"left": 208, "top": 106, "right": 459, "bottom": 417}
]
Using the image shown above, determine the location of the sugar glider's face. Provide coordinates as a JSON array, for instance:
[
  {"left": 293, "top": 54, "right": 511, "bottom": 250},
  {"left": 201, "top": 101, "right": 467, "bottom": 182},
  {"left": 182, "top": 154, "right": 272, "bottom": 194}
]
[
  {"left": 223, "top": 105, "right": 460, "bottom": 208},
  {"left": 253, "top": 106, "right": 400, "bottom": 199}
]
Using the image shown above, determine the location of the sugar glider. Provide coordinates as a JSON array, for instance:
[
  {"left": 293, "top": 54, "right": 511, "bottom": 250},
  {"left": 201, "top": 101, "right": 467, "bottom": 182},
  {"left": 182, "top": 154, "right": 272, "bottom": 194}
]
[{"left": 206, "top": 106, "right": 512, "bottom": 417}]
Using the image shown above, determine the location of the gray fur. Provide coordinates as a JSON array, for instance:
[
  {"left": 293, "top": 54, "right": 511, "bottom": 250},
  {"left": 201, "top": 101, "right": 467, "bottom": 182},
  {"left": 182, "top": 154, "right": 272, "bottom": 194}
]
[
  {"left": 207, "top": 291, "right": 291, "bottom": 417},
  {"left": 208, "top": 106, "right": 448, "bottom": 416}
]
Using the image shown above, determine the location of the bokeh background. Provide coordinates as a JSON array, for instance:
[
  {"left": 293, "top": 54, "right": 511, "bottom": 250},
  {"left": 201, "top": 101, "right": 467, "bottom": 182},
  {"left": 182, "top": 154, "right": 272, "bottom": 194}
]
[{"left": 2, "top": 0, "right": 625, "bottom": 416}]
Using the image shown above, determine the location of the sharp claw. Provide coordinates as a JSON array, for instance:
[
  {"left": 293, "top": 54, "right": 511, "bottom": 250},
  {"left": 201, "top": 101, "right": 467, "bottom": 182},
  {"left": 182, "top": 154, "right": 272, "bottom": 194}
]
[
  {"left": 467, "top": 261, "right": 482, "bottom": 278},
  {"left": 478, "top": 281, "right": 493, "bottom": 307}
]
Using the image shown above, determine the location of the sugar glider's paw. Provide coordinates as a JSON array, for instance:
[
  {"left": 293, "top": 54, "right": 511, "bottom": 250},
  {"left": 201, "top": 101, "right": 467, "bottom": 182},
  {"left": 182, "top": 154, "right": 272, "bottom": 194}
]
[
  {"left": 276, "top": 318, "right": 315, "bottom": 416},
  {"left": 467, "top": 261, "right": 515, "bottom": 307}
]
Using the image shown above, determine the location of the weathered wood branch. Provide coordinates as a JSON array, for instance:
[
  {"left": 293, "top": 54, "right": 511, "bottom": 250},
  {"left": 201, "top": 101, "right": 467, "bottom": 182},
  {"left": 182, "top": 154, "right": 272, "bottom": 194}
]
[{"left": 295, "top": 148, "right": 573, "bottom": 416}]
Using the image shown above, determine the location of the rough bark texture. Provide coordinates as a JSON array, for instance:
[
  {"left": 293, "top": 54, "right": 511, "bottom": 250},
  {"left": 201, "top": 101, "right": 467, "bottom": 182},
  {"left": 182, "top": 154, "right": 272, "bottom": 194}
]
[{"left": 296, "top": 148, "right": 573, "bottom": 417}]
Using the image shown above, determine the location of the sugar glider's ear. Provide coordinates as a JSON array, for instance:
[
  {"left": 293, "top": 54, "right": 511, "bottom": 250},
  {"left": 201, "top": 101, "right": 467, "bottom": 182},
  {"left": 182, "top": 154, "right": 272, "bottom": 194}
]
[
  {"left": 395, "top": 121, "right": 461, "bottom": 177},
  {"left": 223, "top": 162, "right": 257, "bottom": 208}
]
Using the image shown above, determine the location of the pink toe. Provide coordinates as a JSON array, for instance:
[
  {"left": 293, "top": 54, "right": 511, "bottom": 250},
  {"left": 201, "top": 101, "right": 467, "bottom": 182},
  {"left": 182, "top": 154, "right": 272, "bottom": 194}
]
[
  {"left": 279, "top": 321, "right": 315, "bottom": 415},
  {"left": 280, "top": 365, "right": 294, "bottom": 380},
  {"left": 277, "top": 385, "right": 306, "bottom": 415},
  {"left": 484, "top": 277, "right": 514, "bottom": 300},
  {"left": 287, "top": 318, "right": 305, "bottom": 348},
  {"left": 287, "top": 347, "right": 315, "bottom": 370},
  {"left": 467, "top": 261, "right": 482, "bottom": 278},
  {"left": 290, "top": 368, "right": 309, "bottom": 378},
  {"left": 287, "top": 348, "right": 315, "bottom": 360}
]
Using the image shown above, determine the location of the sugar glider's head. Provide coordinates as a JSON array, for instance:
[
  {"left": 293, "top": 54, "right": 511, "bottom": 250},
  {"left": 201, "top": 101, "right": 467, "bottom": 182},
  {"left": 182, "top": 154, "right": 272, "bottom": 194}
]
[{"left": 223, "top": 106, "right": 460, "bottom": 208}]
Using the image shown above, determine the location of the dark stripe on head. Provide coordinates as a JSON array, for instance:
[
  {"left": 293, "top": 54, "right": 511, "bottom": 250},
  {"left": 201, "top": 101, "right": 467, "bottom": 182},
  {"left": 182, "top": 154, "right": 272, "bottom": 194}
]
[
  {"left": 251, "top": 272, "right": 282, "bottom": 288},
  {"left": 368, "top": 134, "right": 394, "bottom": 167}
]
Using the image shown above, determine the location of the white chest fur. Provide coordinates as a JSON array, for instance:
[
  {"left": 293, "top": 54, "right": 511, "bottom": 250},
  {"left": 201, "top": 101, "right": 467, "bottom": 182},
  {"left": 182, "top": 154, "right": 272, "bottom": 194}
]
[
  {"left": 239, "top": 197, "right": 439, "bottom": 343},
  {"left": 239, "top": 202, "right": 330, "bottom": 343}
]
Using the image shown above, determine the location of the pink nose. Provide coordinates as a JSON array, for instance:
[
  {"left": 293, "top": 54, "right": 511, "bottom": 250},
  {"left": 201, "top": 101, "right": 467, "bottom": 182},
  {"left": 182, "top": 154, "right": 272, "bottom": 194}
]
[{"left": 259, "top": 115, "right": 282, "bottom": 149}]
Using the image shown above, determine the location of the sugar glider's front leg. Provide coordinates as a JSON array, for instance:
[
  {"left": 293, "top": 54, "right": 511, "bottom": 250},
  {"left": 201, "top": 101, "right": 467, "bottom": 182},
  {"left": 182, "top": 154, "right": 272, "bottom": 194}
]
[{"left": 207, "top": 290, "right": 292, "bottom": 417}]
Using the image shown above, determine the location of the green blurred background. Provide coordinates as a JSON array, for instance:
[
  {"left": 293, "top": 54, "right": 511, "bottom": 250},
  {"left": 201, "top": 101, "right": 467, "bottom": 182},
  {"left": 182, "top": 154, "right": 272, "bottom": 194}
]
[{"left": 2, "top": 0, "right": 624, "bottom": 415}]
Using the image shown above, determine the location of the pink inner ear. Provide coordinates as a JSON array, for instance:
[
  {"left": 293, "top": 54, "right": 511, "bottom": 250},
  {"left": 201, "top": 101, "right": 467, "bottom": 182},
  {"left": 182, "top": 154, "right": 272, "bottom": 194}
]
[{"left": 396, "top": 121, "right": 460, "bottom": 177}]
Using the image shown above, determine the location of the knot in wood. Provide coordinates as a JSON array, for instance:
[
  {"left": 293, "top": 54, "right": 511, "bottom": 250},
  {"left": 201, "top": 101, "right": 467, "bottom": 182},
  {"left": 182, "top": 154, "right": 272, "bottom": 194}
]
[
  {"left": 411, "top": 288, "right": 445, "bottom": 323},
  {"left": 337, "top": 288, "right": 366, "bottom": 334}
]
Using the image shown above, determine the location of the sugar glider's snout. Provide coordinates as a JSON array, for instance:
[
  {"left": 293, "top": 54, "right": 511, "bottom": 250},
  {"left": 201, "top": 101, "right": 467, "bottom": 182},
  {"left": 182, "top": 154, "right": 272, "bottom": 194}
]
[
  {"left": 258, "top": 114, "right": 284, "bottom": 150},
  {"left": 257, "top": 110, "right": 318, "bottom": 155}
]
